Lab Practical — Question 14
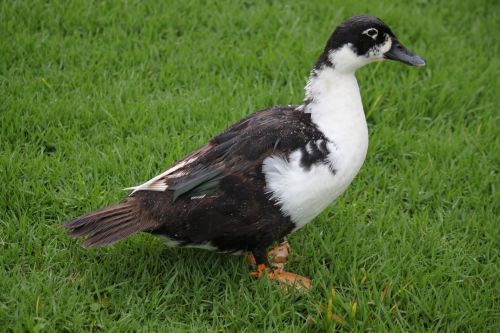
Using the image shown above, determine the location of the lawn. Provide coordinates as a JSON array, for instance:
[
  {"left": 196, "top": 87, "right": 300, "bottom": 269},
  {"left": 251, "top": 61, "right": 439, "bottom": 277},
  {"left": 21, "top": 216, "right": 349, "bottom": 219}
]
[{"left": 1, "top": 0, "right": 499, "bottom": 331}]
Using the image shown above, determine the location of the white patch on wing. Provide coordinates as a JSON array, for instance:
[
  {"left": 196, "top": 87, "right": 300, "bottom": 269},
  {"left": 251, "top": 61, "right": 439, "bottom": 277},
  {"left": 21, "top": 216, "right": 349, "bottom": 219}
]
[
  {"left": 165, "top": 170, "right": 189, "bottom": 178},
  {"left": 264, "top": 139, "right": 366, "bottom": 230},
  {"left": 125, "top": 155, "right": 199, "bottom": 194},
  {"left": 185, "top": 242, "right": 218, "bottom": 251},
  {"left": 158, "top": 235, "right": 218, "bottom": 251},
  {"left": 263, "top": 148, "right": 337, "bottom": 230},
  {"left": 159, "top": 235, "right": 182, "bottom": 248},
  {"left": 305, "top": 141, "right": 313, "bottom": 154},
  {"left": 295, "top": 104, "right": 305, "bottom": 112},
  {"left": 158, "top": 235, "right": 242, "bottom": 254}
]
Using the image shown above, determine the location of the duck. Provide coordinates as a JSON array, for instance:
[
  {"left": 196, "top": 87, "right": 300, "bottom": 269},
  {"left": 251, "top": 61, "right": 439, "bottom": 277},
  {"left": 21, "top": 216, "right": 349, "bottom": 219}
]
[{"left": 63, "top": 15, "right": 425, "bottom": 289}]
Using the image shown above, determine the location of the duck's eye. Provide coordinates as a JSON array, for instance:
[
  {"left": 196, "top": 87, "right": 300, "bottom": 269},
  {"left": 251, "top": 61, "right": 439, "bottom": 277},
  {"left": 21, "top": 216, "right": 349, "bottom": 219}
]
[{"left": 363, "top": 28, "right": 378, "bottom": 39}]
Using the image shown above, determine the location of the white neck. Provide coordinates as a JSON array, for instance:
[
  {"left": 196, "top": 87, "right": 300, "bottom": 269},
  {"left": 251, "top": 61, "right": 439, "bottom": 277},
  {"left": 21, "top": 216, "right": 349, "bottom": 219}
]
[
  {"left": 303, "top": 65, "right": 367, "bottom": 145},
  {"left": 262, "top": 46, "right": 372, "bottom": 229},
  {"left": 301, "top": 56, "right": 369, "bottom": 195},
  {"left": 262, "top": 53, "right": 370, "bottom": 229}
]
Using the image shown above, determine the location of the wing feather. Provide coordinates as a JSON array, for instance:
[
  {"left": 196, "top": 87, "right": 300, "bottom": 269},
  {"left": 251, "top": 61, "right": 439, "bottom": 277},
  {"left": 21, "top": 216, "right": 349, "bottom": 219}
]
[
  {"left": 126, "top": 106, "right": 323, "bottom": 201},
  {"left": 125, "top": 144, "right": 214, "bottom": 194}
]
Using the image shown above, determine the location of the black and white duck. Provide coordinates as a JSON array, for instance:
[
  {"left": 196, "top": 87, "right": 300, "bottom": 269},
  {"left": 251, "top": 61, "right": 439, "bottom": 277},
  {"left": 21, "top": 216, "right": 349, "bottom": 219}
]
[{"left": 63, "top": 15, "right": 425, "bottom": 289}]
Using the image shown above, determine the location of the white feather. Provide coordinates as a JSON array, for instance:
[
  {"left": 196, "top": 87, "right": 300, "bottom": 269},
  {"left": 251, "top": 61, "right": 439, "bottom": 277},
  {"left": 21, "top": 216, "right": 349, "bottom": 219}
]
[
  {"left": 158, "top": 235, "right": 221, "bottom": 252},
  {"left": 264, "top": 44, "right": 369, "bottom": 230},
  {"left": 125, "top": 155, "right": 199, "bottom": 194}
]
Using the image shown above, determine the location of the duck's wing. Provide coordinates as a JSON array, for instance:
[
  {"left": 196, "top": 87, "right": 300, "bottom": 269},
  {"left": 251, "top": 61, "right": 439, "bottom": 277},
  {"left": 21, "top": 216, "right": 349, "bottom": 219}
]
[
  {"left": 124, "top": 142, "right": 218, "bottom": 194},
  {"left": 63, "top": 105, "right": 329, "bottom": 248},
  {"left": 127, "top": 105, "right": 326, "bottom": 201}
]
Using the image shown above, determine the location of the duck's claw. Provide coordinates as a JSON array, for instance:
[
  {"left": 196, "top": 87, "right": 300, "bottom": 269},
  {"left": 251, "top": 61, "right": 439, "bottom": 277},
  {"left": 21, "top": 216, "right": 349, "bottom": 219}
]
[
  {"left": 250, "top": 263, "right": 311, "bottom": 291},
  {"left": 250, "top": 263, "right": 268, "bottom": 278},
  {"left": 247, "top": 239, "right": 311, "bottom": 291},
  {"left": 268, "top": 269, "right": 312, "bottom": 291}
]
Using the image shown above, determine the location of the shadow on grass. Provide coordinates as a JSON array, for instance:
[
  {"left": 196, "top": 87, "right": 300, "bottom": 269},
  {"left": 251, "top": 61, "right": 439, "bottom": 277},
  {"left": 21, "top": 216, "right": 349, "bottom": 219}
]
[{"left": 65, "top": 233, "right": 248, "bottom": 298}]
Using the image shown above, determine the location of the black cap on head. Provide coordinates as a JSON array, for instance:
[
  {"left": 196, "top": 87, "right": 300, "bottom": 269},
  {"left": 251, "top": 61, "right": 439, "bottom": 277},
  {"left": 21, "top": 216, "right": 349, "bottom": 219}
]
[
  {"left": 314, "top": 15, "right": 426, "bottom": 70},
  {"left": 326, "top": 15, "right": 394, "bottom": 55}
]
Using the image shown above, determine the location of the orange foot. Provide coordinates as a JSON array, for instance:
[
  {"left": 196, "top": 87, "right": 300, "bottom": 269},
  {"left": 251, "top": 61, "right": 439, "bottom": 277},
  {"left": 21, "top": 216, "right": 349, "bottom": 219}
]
[
  {"left": 247, "top": 239, "right": 311, "bottom": 291},
  {"left": 250, "top": 263, "right": 312, "bottom": 291}
]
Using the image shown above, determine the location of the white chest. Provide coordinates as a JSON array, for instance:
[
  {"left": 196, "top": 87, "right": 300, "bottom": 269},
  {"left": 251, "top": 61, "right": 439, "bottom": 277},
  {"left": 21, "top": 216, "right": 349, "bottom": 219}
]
[{"left": 263, "top": 69, "right": 368, "bottom": 230}]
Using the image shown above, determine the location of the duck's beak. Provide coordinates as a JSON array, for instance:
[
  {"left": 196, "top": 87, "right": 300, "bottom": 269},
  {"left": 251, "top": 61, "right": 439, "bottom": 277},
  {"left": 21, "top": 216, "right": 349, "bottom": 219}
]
[{"left": 385, "top": 38, "right": 426, "bottom": 67}]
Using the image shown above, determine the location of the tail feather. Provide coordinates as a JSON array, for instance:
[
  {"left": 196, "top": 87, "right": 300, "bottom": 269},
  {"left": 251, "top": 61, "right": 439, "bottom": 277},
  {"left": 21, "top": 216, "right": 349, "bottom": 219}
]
[
  {"left": 83, "top": 217, "right": 138, "bottom": 248},
  {"left": 62, "top": 197, "right": 155, "bottom": 248},
  {"left": 69, "top": 211, "right": 137, "bottom": 238},
  {"left": 65, "top": 205, "right": 133, "bottom": 229}
]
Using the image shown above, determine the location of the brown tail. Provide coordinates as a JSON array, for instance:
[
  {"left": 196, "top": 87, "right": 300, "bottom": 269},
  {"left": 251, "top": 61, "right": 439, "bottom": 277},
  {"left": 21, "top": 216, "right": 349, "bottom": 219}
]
[{"left": 62, "top": 197, "right": 153, "bottom": 248}]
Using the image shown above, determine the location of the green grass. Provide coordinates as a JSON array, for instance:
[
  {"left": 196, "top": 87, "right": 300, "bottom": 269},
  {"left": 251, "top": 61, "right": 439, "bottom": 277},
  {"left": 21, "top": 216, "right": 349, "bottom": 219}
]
[{"left": 1, "top": 0, "right": 499, "bottom": 331}]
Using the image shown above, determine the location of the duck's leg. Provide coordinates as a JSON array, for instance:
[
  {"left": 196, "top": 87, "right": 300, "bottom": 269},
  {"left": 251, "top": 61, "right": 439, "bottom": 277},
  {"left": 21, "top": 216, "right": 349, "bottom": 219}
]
[
  {"left": 245, "top": 238, "right": 290, "bottom": 267},
  {"left": 248, "top": 239, "right": 311, "bottom": 291},
  {"left": 267, "top": 238, "right": 291, "bottom": 269}
]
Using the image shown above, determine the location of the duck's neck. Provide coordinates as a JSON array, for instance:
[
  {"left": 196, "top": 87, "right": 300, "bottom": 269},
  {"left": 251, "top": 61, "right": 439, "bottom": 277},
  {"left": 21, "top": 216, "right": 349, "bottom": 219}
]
[{"left": 301, "top": 66, "right": 367, "bottom": 146}]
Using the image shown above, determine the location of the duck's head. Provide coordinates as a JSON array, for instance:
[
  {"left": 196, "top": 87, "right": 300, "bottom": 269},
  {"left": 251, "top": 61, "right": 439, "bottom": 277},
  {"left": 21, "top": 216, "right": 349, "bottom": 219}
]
[{"left": 315, "top": 15, "right": 426, "bottom": 73}]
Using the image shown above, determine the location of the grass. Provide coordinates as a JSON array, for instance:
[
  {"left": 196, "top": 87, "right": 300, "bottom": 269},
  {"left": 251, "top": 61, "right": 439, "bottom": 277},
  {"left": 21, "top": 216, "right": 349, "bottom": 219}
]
[{"left": 1, "top": 0, "right": 499, "bottom": 331}]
